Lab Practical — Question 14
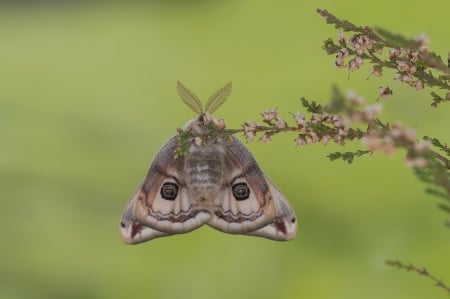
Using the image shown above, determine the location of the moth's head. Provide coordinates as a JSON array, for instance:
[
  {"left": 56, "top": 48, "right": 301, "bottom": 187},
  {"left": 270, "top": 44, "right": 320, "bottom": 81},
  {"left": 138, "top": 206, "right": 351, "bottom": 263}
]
[{"left": 181, "top": 114, "right": 211, "bottom": 136}]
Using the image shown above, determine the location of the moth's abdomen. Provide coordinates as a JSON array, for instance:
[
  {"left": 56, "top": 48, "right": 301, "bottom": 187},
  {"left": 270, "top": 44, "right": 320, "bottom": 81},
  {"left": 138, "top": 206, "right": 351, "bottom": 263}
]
[{"left": 185, "top": 145, "right": 225, "bottom": 199}]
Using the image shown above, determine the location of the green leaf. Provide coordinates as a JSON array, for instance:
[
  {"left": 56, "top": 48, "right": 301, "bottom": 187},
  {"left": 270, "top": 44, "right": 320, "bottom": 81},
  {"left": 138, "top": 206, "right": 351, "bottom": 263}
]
[
  {"left": 177, "top": 81, "right": 203, "bottom": 115},
  {"left": 430, "top": 51, "right": 444, "bottom": 64},
  {"left": 205, "top": 81, "right": 232, "bottom": 114},
  {"left": 300, "top": 97, "right": 323, "bottom": 113},
  {"left": 424, "top": 136, "right": 450, "bottom": 156},
  {"left": 327, "top": 150, "right": 370, "bottom": 164},
  {"left": 374, "top": 27, "right": 415, "bottom": 48},
  {"left": 425, "top": 188, "right": 450, "bottom": 200},
  {"left": 326, "top": 85, "right": 346, "bottom": 113},
  {"left": 438, "top": 203, "right": 450, "bottom": 214}
]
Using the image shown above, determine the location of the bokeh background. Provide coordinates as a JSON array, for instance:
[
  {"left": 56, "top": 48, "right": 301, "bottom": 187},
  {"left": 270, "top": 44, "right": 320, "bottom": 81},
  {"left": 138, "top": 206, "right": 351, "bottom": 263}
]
[{"left": 1, "top": 1, "right": 449, "bottom": 298}]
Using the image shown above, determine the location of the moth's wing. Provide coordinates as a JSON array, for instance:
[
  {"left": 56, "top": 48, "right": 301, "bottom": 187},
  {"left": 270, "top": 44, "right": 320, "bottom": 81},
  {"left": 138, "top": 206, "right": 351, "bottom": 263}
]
[
  {"left": 245, "top": 175, "right": 297, "bottom": 241},
  {"left": 134, "top": 136, "right": 210, "bottom": 234},
  {"left": 120, "top": 185, "right": 168, "bottom": 244},
  {"left": 207, "top": 136, "right": 277, "bottom": 234}
]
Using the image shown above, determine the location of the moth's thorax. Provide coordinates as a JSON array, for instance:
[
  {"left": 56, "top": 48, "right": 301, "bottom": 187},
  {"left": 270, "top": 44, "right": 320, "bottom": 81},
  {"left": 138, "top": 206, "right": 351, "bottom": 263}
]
[{"left": 184, "top": 141, "right": 226, "bottom": 204}]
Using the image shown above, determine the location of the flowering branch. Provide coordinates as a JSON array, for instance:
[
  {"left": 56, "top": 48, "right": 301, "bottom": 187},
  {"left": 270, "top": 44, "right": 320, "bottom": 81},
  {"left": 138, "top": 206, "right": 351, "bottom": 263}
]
[
  {"left": 386, "top": 260, "right": 450, "bottom": 295},
  {"left": 311, "top": 9, "right": 450, "bottom": 225},
  {"left": 238, "top": 90, "right": 449, "bottom": 205},
  {"left": 317, "top": 9, "right": 450, "bottom": 108},
  {"left": 173, "top": 10, "right": 450, "bottom": 296}
]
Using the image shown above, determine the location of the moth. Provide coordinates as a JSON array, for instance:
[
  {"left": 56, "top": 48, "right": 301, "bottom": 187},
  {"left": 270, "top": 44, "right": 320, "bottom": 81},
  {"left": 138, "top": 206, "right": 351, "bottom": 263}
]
[{"left": 120, "top": 81, "right": 297, "bottom": 244}]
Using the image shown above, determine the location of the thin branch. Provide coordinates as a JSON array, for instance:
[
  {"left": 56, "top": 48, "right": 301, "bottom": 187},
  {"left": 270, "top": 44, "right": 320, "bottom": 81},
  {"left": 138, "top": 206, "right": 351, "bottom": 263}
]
[{"left": 386, "top": 260, "right": 450, "bottom": 295}]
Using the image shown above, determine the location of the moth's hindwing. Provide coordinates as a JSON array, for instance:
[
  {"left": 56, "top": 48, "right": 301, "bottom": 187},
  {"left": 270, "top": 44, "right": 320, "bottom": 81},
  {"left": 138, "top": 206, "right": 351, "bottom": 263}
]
[
  {"left": 120, "top": 184, "right": 168, "bottom": 244},
  {"left": 244, "top": 175, "right": 297, "bottom": 241}
]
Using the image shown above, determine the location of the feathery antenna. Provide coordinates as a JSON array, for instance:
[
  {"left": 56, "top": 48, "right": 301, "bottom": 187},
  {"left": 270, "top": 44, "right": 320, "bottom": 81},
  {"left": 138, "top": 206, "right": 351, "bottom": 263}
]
[
  {"left": 177, "top": 81, "right": 232, "bottom": 115},
  {"left": 205, "top": 81, "right": 232, "bottom": 114},
  {"left": 177, "top": 81, "right": 203, "bottom": 115}
]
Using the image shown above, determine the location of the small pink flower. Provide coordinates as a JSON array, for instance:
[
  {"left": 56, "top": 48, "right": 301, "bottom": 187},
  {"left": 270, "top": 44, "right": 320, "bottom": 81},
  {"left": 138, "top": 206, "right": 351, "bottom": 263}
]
[
  {"left": 295, "top": 135, "right": 307, "bottom": 146},
  {"left": 348, "top": 58, "right": 362, "bottom": 71},
  {"left": 370, "top": 65, "right": 383, "bottom": 77},
  {"left": 292, "top": 112, "right": 306, "bottom": 126},
  {"left": 378, "top": 86, "right": 393, "bottom": 99},
  {"left": 212, "top": 118, "right": 225, "bottom": 129},
  {"left": 321, "top": 135, "right": 331, "bottom": 145},
  {"left": 195, "top": 137, "right": 203, "bottom": 146},
  {"left": 259, "top": 133, "right": 271, "bottom": 143},
  {"left": 261, "top": 108, "right": 278, "bottom": 123},
  {"left": 403, "top": 128, "right": 417, "bottom": 142},
  {"left": 320, "top": 112, "right": 333, "bottom": 123},
  {"left": 390, "top": 48, "right": 401, "bottom": 59},
  {"left": 363, "top": 103, "right": 383, "bottom": 120},
  {"left": 309, "top": 131, "right": 320, "bottom": 143},
  {"left": 243, "top": 121, "right": 257, "bottom": 133},
  {"left": 405, "top": 156, "right": 428, "bottom": 168},
  {"left": 332, "top": 116, "right": 348, "bottom": 128},
  {"left": 333, "top": 135, "right": 345, "bottom": 146},
  {"left": 390, "top": 123, "right": 404, "bottom": 138},
  {"left": 245, "top": 131, "right": 256, "bottom": 142},
  {"left": 347, "top": 90, "right": 366, "bottom": 106},
  {"left": 414, "top": 80, "right": 424, "bottom": 90},
  {"left": 335, "top": 56, "right": 346, "bottom": 68},
  {"left": 397, "top": 61, "right": 410, "bottom": 72},
  {"left": 362, "top": 135, "right": 383, "bottom": 151},
  {"left": 407, "top": 65, "right": 417, "bottom": 75},
  {"left": 338, "top": 48, "right": 350, "bottom": 58},
  {"left": 414, "top": 140, "right": 431, "bottom": 153},
  {"left": 382, "top": 136, "right": 396, "bottom": 156},
  {"left": 407, "top": 51, "right": 420, "bottom": 63},
  {"left": 338, "top": 128, "right": 348, "bottom": 136},
  {"left": 311, "top": 113, "right": 322, "bottom": 124},
  {"left": 275, "top": 117, "right": 286, "bottom": 129},
  {"left": 338, "top": 29, "right": 345, "bottom": 44},
  {"left": 401, "top": 74, "right": 414, "bottom": 84},
  {"left": 413, "top": 33, "right": 429, "bottom": 47}
]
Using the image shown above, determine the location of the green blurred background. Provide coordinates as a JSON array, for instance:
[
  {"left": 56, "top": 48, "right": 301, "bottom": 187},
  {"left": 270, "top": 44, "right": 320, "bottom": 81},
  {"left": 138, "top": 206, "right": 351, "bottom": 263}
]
[{"left": 1, "top": 1, "right": 449, "bottom": 298}]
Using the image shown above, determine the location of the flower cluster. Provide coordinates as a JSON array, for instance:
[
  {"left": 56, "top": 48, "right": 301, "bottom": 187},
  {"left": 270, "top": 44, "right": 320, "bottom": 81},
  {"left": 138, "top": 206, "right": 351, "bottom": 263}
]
[
  {"left": 332, "top": 28, "right": 427, "bottom": 93},
  {"left": 392, "top": 49, "right": 425, "bottom": 90},
  {"left": 293, "top": 111, "right": 349, "bottom": 146},
  {"left": 333, "top": 31, "right": 380, "bottom": 72},
  {"left": 362, "top": 122, "right": 431, "bottom": 168},
  {"left": 243, "top": 120, "right": 258, "bottom": 142},
  {"left": 241, "top": 88, "right": 434, "bottom": 170},
  {"left": 242, "top": 91, "right": 384, "bottom": 147},
  {"left": 203, "top": 112, "right": 226, "bottom": 130},
  {"left": 318, "top": 8, "right": 450, "bottom": 107}
]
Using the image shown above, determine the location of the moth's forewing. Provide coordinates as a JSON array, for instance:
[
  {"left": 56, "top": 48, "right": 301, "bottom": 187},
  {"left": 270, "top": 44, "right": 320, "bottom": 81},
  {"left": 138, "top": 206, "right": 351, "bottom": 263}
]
[
  {"left": 206, "top": 137, "right": 278, "bottom": 233},
  {"left": 134, "top": 136, "right": 210, "bottom": 234}
]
